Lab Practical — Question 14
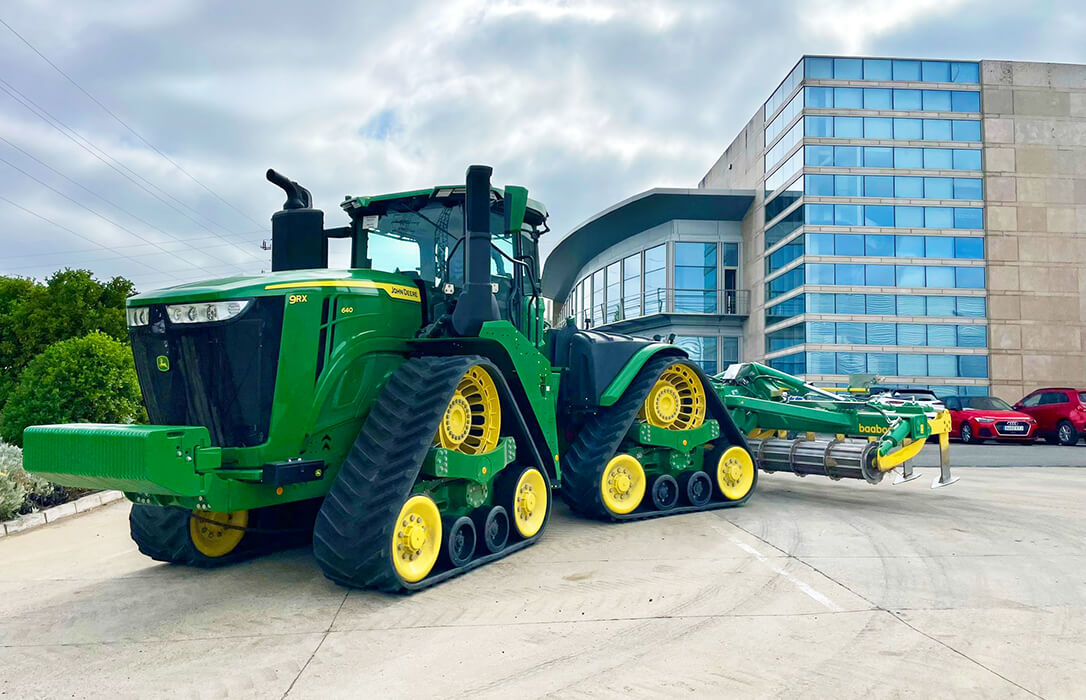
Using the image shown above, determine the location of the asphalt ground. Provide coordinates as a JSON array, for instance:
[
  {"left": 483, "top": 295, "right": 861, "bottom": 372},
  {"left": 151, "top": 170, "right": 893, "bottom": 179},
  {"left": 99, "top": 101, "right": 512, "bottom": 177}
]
[{"left": 1, "top": 456, "right": 1084, "bottom": 698}]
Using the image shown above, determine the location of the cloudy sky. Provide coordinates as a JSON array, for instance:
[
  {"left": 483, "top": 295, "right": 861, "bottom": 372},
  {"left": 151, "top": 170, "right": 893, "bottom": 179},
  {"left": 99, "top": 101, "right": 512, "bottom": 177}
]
[{"left": 0, "top": 0, "right": 1083, "bottom": 290}]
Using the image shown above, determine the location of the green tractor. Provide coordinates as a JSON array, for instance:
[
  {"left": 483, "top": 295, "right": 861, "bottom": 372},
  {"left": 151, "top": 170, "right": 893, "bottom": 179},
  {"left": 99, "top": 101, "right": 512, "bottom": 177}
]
[{"left": 22, "top": 165, "right": 756, "bottom": 591}]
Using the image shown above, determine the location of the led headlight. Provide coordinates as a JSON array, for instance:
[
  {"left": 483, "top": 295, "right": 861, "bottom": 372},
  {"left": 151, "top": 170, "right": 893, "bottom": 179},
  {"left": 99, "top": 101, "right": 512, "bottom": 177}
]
[
  {"left": 126, "top": 307, "right": 150, "bottom": 327},
  {"left": 166, "top": 300, "right": 251, "bottom": 324},
  {"left": 975, "top": 417, "right": 995, "bottom": 423}
]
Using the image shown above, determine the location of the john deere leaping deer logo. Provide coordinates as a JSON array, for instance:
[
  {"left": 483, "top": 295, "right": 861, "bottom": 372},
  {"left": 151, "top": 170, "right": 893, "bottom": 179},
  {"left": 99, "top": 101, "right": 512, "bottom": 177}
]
[{"left": 156, "top": 355, "right": 170, "bottom": 372}]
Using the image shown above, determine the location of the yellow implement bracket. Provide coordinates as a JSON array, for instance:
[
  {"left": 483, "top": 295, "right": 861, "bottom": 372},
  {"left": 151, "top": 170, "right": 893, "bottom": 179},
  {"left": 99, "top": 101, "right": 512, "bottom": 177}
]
[{"left": 876, "top": 437, "right": 925, "bottom": 472}]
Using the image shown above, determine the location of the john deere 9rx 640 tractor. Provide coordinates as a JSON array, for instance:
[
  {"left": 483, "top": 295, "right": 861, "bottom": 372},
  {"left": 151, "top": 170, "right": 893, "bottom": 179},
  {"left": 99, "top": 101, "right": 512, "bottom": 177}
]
[{"left": 23, "top": 165, "right": 759, "bottom": 591}]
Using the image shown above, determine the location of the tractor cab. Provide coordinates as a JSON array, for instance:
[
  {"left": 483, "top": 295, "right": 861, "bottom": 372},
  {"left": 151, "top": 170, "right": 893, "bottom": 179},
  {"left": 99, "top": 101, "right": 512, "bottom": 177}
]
[{"left": 340, "top": 187, "right": 548, "bottom": 344}]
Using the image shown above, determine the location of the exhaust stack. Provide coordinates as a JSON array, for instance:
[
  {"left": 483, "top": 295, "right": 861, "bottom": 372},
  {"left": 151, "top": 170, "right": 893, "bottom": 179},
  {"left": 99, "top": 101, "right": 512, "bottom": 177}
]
[
  {"left": 267, "top": 169, "right": 327, "bottom": 272},
  {"left": 451, "top": 164, "right": 500, "bottom": 335}
]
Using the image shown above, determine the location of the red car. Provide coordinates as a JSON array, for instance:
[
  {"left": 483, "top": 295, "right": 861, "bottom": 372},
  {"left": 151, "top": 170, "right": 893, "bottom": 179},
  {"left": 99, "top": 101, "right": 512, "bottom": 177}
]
[
  {"left": 944, "top": 395, "right": 1037, "bottom": 444},
  {"left": 1012, "top": 388, "right": 1086, "bottom": 446}
]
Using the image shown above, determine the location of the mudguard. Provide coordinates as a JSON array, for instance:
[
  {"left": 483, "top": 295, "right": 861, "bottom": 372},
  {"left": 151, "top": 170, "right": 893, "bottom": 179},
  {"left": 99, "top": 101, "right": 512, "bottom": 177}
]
[{"left": 547, "top": 325, "right": 683, "bottom": 408}]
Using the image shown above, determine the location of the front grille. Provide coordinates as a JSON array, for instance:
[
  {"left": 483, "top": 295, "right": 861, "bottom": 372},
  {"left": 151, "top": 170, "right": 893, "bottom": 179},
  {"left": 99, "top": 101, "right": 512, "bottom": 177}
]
[
  {"left": 995, "top": 421, "right": 1030, "bottom": 436},
  {"left": 130, "top": 297, "right": 284, "bottom": 447}
]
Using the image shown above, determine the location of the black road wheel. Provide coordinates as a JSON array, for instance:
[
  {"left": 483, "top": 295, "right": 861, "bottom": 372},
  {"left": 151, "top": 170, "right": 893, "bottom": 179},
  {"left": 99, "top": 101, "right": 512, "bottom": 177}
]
[
  {"left": 960, "top": 423, "right": 978, "bottom": 445},
  {"left": 1057, "top": 420, "right": 1079, "bottom": 446},
  {"left": 473, "top": 505, "right": 510, "bottom": 554},
  {"left": 441, "top": 515, "right": 477, "bottom": 568},
  {"left": 679, "top": 471, "right": 712, "bottom": 507},
  {"left": 649, "top": 474, "right": 679, "bottom": 511}
]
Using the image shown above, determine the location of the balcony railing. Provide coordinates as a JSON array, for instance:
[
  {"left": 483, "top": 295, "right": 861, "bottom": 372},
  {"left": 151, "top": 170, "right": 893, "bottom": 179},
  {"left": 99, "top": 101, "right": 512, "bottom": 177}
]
[{"left": 574, "top": 289, "right": 750, "bottom": 328}]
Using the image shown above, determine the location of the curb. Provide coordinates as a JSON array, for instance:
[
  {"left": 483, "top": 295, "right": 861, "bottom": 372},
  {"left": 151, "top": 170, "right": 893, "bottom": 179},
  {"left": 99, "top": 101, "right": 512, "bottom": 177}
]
[{"left": 0, "top": 490, "right": 125, "bottom": 538}]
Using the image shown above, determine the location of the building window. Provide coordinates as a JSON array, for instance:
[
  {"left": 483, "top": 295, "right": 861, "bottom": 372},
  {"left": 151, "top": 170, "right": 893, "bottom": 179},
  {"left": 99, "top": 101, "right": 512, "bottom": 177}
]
[
  {"left": 591, "top": 269, "right": 604, "bottom": 327},
  {"left": 676, "top": 336, "right": 719, "bottom": 374},
  {"left": 722, "top": 337, "right": 740, "bottom": 371},
  {"left": 674, "top": 242, "right": 717, "bottom": 312},
  {"left": 622, "top": 253, "right": 642, "bottom": 320},
  {"left": 606, "top": 261, "right": 621, "bottom": 323},
  {"left": 643, "top": 244, "right": 667, "bottom": 314}
]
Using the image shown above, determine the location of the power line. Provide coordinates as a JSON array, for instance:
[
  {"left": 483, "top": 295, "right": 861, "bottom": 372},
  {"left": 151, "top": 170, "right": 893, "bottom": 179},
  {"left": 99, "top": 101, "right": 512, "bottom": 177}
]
[
  {"left": 0, "top": 195, "right": 187, "bottom": 282},
  {"left": 0, "top": 134, "right": 267, "bottom": 263},
  {"left": 1, "top": 231, "right": 268, "bottom": 262},
  {"left": 0, "top": 78, "right": 265, "bottom": 261},
  {"left": 0, "top": 154, "right": 254, "bottom": 277},
  {"left": 0, "top": 16, "right": 269, "bottom": 232}
]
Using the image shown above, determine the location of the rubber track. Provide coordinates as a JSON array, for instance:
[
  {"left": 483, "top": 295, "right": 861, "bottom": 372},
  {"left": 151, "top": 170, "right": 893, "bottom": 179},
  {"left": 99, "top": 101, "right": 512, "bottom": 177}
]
[
  {"left": 560, "top": 357, "right": 757, "bottom": 521},
  {"left": 130, "top": 501, "right": 318, "bottom": 567},
  {"left": 312, "top": 355, "right": 547, "bottom": 593}
]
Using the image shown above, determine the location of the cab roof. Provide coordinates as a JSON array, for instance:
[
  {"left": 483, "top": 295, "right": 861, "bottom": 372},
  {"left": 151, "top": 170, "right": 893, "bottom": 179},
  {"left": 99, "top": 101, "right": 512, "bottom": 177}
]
[{"left": 341, "top": 186, "right": 548, "bottom": 229}]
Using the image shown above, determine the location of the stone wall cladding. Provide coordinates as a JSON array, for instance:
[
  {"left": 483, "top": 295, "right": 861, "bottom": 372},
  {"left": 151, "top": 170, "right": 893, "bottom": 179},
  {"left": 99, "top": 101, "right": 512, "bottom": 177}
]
[{"left": 982, "top": 60, "right": 1086, "bottom": 400}]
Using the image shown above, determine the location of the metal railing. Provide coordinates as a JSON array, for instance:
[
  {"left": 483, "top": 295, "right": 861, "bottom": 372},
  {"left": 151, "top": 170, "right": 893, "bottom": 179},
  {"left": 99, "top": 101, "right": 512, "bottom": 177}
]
[{"left": 573, "top": 289, "right": 750, "bottom": 328}]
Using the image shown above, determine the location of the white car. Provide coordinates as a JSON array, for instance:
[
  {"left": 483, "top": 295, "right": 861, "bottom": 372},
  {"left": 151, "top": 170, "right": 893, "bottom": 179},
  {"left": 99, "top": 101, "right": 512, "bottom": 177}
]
[{"left": 868, "top": 389, "right": 947, "bottom": 419}]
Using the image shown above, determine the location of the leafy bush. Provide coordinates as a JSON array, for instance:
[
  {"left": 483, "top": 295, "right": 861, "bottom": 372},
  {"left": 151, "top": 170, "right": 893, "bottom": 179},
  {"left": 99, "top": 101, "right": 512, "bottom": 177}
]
[
  {"left": 0, "top": 332, "right": 144, "bottom": 447},
  {"left": 0, "top": 442, "right": 54, "bottom": 521},
  {"left": 0, "top": 269, "right": 133, "bottom": 406}
]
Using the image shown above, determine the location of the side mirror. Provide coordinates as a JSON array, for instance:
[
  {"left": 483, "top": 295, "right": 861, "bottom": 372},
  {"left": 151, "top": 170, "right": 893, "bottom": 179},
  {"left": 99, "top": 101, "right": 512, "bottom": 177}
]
[{"left": 503, "top": 185, "right": 528, "bottom": 236}]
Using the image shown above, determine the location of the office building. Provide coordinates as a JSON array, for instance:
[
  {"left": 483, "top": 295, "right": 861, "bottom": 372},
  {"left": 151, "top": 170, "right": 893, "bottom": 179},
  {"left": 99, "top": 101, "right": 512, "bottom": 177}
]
[{"left": 542, "top": 57, "right": 1086, "bottom": 399}]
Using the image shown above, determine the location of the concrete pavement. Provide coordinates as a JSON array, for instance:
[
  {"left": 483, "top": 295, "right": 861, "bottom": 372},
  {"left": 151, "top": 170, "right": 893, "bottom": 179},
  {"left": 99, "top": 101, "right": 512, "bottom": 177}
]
[{"left": 1, "top": 466, "right": 1084, "bottom": 698}]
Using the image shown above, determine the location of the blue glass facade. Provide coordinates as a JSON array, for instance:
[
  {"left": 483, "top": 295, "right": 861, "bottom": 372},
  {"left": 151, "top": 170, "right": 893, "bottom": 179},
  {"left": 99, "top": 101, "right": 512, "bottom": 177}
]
[{"left": 760, "top": 56, "right": 986, "bottom": 389}]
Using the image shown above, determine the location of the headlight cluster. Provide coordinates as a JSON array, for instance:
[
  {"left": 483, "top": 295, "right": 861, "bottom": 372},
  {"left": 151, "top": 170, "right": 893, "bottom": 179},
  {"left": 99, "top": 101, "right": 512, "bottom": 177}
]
[
  {"left": 126, "top": 307, "right": 150, "bottom": 327},
  {"left": 975, "top": 417, "right": 995, "bottom": 423},
  {"left": 166, "top": 300, "right": 251, "bottom": 324}
]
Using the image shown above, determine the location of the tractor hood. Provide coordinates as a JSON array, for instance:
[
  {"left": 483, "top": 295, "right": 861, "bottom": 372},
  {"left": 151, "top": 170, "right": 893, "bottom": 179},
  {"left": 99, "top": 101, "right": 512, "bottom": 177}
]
[{"left": 127, "top": 268, "right": 421, "bottom": 306}]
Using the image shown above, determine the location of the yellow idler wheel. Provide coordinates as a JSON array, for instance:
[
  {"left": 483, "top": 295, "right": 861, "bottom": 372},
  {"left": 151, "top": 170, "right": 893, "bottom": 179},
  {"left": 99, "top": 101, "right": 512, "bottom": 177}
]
[
  {"left": 639, "top": 363, "right": 706, "bottom": 431},
  {"left": 436, "top": 365, "right": 501, "bottom": 455},
  {"left": 715, "top": 446, "right": 755, "bottom": 501},
  {"left": 599, "top": 454, "right": 646, "bottom": 515},
  {"left": 511, "top": 467, "right": 548, "bottom": 538},
  {"left": 391, "top": 495, "right": 442, "bottom": 583},
  {"left": 189, "top": 509, "right": 248, "bottom": 558}
]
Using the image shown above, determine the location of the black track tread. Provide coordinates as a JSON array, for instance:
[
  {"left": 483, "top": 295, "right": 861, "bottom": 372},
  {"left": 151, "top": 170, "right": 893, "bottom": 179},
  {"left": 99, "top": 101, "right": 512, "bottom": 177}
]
[
  {"left": 560, "top": 357, "right": 757, "bottom": 521},
  {"left": 130, "top": 501, "right": 318, "bottom": 568},
  {"left": 312, "top": 355, "right": 551, "bottom": 593}
]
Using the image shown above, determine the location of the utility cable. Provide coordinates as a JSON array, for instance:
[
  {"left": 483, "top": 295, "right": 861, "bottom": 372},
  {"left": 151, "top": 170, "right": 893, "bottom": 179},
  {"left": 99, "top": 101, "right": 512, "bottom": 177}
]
[
  {"left": 0, "top": 16, "right": 268, "bottom": 232},
  {"left": 0, "top": 78, "right": 265, "bottom": 261},
  {"left": 0, "top": 155, "right": 253, "bottom": 277},
  {"left": 0, "top": 195, "right": 187, "bottom": 282},
  {"left": 0, "top": 135, "right": 265, "bottom": 263}
]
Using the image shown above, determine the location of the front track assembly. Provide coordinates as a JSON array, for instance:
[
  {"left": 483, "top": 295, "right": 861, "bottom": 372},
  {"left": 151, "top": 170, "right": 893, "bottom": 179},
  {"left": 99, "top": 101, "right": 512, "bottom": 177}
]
[{"left": 312, "top": 355, "right": 550, "bottom": 592}]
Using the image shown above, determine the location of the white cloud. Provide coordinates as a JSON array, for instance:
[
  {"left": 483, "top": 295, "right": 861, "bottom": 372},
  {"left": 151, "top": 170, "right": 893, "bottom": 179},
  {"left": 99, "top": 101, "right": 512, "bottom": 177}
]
[{"left": 0, "top": 0, "right": 1079, "bottom": 288}]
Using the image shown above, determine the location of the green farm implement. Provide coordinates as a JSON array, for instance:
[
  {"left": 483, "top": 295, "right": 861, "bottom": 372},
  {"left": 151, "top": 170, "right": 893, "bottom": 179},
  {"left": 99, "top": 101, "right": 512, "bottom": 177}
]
[
  {"left": 22, "top": 165, "right": 954, "bottom": 592},
  {"left": 713, "top": 362, "right": 957, "bottom": 489}
]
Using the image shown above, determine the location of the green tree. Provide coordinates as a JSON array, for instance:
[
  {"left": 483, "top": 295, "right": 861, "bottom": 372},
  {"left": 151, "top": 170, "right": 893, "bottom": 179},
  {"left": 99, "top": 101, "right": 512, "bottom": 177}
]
[
  {"left": 0, "top": 269, "right": 134, "bottom": 406},
  {"left": 0, "top": 332, "right": 144, "bottom": 447}
]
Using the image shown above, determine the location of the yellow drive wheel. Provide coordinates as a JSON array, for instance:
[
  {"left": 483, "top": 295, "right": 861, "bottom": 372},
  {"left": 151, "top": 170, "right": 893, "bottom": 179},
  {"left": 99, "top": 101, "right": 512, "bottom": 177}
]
[
  {"left": 511, "top": 468, "right": 548, "bottom": 538},
  {"left": 714, "top": 446, "right": 755, "bottom": 501},
  {"left": 391, "top": 495, "right": 442, "bottom": 583},
  {"left": 599, "top": 454, "right": 646, "bottom": 515},
  {"left": 189, "top": 509, "right": 248, "bottom": 558},
  {"left": 639, "top": 363, "right": 706, "bottom": 431},
  {"left": 436, "top": 365, "right": 501, "bottom": 455}
]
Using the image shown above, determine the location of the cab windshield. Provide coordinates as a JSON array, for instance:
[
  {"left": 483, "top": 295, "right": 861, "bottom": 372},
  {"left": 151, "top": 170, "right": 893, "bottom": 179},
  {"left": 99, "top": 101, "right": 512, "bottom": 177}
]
[
  {"left": 963, "top": 396, "right": 1013, "bottom": 411},
  {"left": 366, "top": 199, "right": 516, "bottom": 287}
]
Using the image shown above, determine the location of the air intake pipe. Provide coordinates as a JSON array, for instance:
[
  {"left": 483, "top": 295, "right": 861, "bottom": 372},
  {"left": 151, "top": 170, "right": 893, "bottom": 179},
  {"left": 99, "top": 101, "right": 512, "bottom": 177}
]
[
  {"left": 267, "top": 168, "right": 327, "bottom": 272},
  {"left": 451, "top": 164, "right": 501, "bottom": 336}
]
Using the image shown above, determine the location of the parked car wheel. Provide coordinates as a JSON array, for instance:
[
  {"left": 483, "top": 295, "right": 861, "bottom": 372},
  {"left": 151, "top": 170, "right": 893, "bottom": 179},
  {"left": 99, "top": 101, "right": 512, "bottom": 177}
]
[
  {"left": 960, "top": 423, "right": 980, "bottom": 445},
  {"left": 1057, "top": 420, "right": 1079, "bottom": 446}
]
